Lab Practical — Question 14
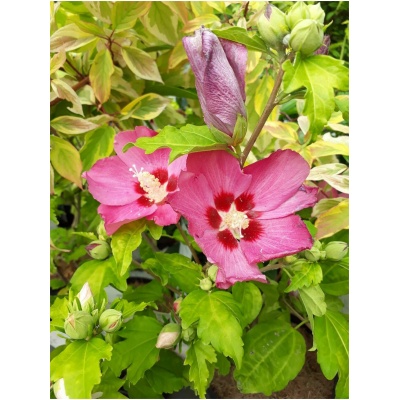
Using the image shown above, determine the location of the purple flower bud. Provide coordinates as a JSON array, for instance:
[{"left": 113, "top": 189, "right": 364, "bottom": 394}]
[
  {"left": 183, "top": 27, "right": 247, "bottom": 136},
  {"left": 314, "top": 35, "right": 331, "bottom": 55}
]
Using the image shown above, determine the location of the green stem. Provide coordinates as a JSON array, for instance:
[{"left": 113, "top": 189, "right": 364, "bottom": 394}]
[
  {"left": 294, "top": 319, "right": 310, "bottom": 330},
  {"left": 176, "top": 221, "right": 201, "bottom": 265}
]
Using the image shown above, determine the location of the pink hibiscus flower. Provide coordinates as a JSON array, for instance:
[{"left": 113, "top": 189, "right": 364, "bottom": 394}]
[
  {"left": 168, "top": 150, "right": 318, "bottom": 289},
  {"left": 83, "top": 127, "right": 187, "bottom": 235}
]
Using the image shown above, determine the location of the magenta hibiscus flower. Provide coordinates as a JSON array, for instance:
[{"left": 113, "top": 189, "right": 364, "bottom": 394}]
[
  {"left": 83, "top": 127, "right": 187, "bottom": 235},
  {"left": 168, "top": 150, "right": 318, "bottom": 289}
]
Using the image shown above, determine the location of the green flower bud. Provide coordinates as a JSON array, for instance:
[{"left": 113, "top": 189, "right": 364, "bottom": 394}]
[
  {"left": 99, "top": 309, "right": 123, "bottom": 333},
  {"left": 207, "top": 265, "right": 219, "bottom": 282},
  {"left": 324, "top": 241, "right": 348, "bottom": 261},
  {"left": 155, "top": 323, "right": 181, "bottom": 349},
  {"left": 304, "top": 248, "right": 321, "bottom": 262},
  {"left": 284, "top": 255, "right": 297, "bottom": 264},
  {"left": 286, "top": 1, "right": 310, "bottom": 30},
  {"left": 199, "top": 277, "right": 213, "bottom": 291},
  {"left": 308, "top": 3, "right": 325, "bottom": 24},
  {"left": 85, "top": 240, "right": 111, "bottom": 260},
  {"left": 77, "top": 282, "right": 95, "bottom": 313},
  {"left": 182, "top": 326, "right": 196, "bottom": 343},
  {"left": 64, "top": 311, "right": 94, "bottom": 340},
  {"left": 289, "top": 19, "right": 324, "bottom": 56},
  {"left": 257, "top": 4, "right": 289, "bottom": 51},
  {"left": 53, "top": 378, "right": 69, "bottom": 399}
]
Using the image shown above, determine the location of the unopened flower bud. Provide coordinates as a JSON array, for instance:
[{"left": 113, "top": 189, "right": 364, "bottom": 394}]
[
  {"left": 173, "top": 297, "right": 182, "bottom": 313},
  {"left": 286, "top": 1, "right": 310, "bottom": 30},
  {"left": 99, "top": 309, "right": 123, "bottom": 333},
  {"left": 182, "top": 327, "right": 196, "bottom": 343},
  {"left": 199, "top": 277, "right": 213, "bottom": 291},
  {"left": 85, "top": 240, "right": 111, "bottom": 260},
  {"left": 284, "top": 255, "right": 297, "bottom": 264},
  {"left": 324, "top": 241, "right": 348, "bottom": 261},
  {"left": 304, "top": 248, "right": 321, "bottom": 262},
  {"left": 53, "top": 378, "right": 69, "bottom": 399},
  {"left": 207, "top": 265, "right": 219, "bottom": 282},
  {"left": 64, "top": 311, "right": 94, "bottom": 340},
  {"left": 289, "top": 19, "right": 324, "bottom": 56},
  {"left": 308, "top": 3, "right": 325, "bottom": 24},
  {"left": 155, "top": 323, "right": 181, "bottom": 349},
  {"left": 257, "top": 4, "right": 289, "bottom": 51},
  {"left": 77, "top": 282, "right": 95, "bottom": 313}
]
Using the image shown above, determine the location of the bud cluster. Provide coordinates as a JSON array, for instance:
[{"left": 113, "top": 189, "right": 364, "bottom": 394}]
[
  {"left": 301, "top": 240, "right": 348, "bottom": 262},
  {"left": 257, "top": 1, "right": 328, "bottom": 57}
]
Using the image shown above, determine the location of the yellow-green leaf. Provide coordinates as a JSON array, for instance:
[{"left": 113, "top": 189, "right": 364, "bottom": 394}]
[
  {"left": 51, "top": 79, "right": 84, "bottom": 116},
  {"left": 121, "top": 93, "right": 170, "bottom": 120},
  {"left": 264, "top": 121, "right": 299, "bottom": 143},
  {"left": 111, "top": 1, "right": 151, "bottom": 31},
  {"left": 315, "top": 199, "right": 349, "bottom": 240},
  {"left": 308, "top": 139, "right": 349, "bottom": 160},
  {"left": 169, "top": 41, "right": 188, "bottom": 69},
  {"left": 50, "top": 136, "right": 83, "bottom": 188},
  {"left": 183, "top": 14, "right": 220, "bottom": 33},
  {"left": 89, "top": 49, "right": 115, "bottom": 104},
  {"left": 84, "top": 1, "right": 112, "bottom": 24},
  {"left": 50, "top": 116, "right": 99, "bottom": 135},
  {"left": 50, "top": 50, "right": 66, "bottom": 74},
  {"left": 50, "top": 24, "right": 97, "bottom": 52},
  {"left": 122, "top": 47, "right": 163, "bottom": 83},
  {"left": 307, "top": 163, "right": 348, "bottom": 180}
]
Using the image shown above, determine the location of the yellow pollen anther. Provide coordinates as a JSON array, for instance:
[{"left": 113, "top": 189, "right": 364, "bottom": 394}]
[{"left": 219, "top": 204, "right": 249, "bottom": 239}]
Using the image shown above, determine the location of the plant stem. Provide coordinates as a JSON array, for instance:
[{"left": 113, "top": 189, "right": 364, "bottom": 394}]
[
  {"left": 282, "top": 298, "right": 312, "bottom": 330},
  {"left": 259, "top": 262, "right": 285, "bottom": 272},
  {"left": 240, "top": 62, "right": 285, "bottom": 167},
  {"left": 176, "top": 221, "right": 201, "bottom": 265},
  {"left": 142, "top": 232, "right": 159, "bottom": 252},
  {"left": 294, "top": 319, "right": 310, "bottom": 330},
  {"left": 50, "top": 76, "right": 90, "bottom": 107}
]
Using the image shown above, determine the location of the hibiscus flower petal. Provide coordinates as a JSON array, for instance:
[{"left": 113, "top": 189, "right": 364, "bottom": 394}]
[
  {"left": 186, "top": 151, "right": 252, "bottom": 203},
  {"left": 146, "top": 203, "right": 180, "bottom": 226},
  {"left": 168, "top": 172, "right": 216, "bottom": 237},
  {"left": 243, "top": 150, "right": 311, "bottom": 213},
  {"left": 240, "top": 215, "right": 313, "bottom": 263},
  {"left": 83, "top": 156, "right": 140, "bottom": 206},
  {"left": 167, "top": 154, "right": 187, "bottom": 189},
  {"left": 195, "top": 230, "right": 267, "bottom": 289},
  {"left": 114, "top": 128, "right": 156, "bottom": 160},
  {"left": 98, "top": 201, "right": 157, "bottom": 235}
]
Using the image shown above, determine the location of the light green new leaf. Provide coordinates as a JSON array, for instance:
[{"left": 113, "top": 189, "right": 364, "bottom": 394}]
[
  {"left": 50, "top": 297, "right": 69, "bottom": 332},
  {"left": 145, "top": 350, "right": 188, "bottom": 394},
  {"left": 234, "top": 321, "right": 306, "bottom": 396},
  {"left": 335, "top": 95, "right": 349, "bottom": 121},
  {"left": 299, "top": 284, "right": 327, "bottom": 317},
  {"left": 320, "top": 257, "right": 349, "bottom": 296},
  {"left": 107, "top": 316, "right": 162, "bottom": 384},
  {"left": 283, "top": 55, "right": 349, "bottom": 135},
  {"left": 50, "top": 116, "right": 98, "bottom": 135},
  {"left": 314, "top": 310, "right": 349, "bottom": 398},
  {"left": 315, "top": 199, "right": 349, "bottom": 240},
  {"left": 213, "top": 27, "right": 268, "bottom": 52},
  {"left": 111, "top": 220, "right": 147, "bottom": 276},
  {"left": 50, "top": 338, "right": 113, "bottom": 399},
  {"left": 111, "top": 1, "right": 151, "bottom": 31},
  {"left": 311, "top": 198, "right": 345, "bottom": 218},
  {"left": 50, "top": 50, "right": 66, "bottom": 74},
  {"left": 135, "top": 124, "right": 229, "bottom": 162},
  {"left": 183, "top": 14, "right": 220, "bottom": 33},
  {"left": 51, "top": 79, "right": 83, "bottom": 116},
  {"left": 185, "top": 340, "right": 217, "bottom": 399},
  {"left": 285, "top": 262, "right": 323, "bottom": 292},
  {"left": 141, "top": 2, "right": 178, "bottom": 45},
  {"left": 121, "top": 93, "right": 170, "bottom": 120},
  {"left": 89, "top": 49, "right": 114, "bottom": 104},
  {"left": 70, "top": 258, "right": 127, "bottom": 305},
  {"left": 232, "top": 282, "right": 263, "bottom": 328},
  {"left": 50, "top": 136, "right": 83, "bottom": 188},
  {"left": 122, "top": 47, "right": 163, "bottom": 83},
  {"left": 179, "top": 290, "right": 244, "bottom": 368},
  {"left": 80, "top": 125, "right": 115, "bottom": 171}
]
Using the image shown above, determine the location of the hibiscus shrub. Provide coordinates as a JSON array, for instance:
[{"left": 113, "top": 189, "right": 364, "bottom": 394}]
[{"left": 50, "top": 2, "right": 349, "bottom": 399}]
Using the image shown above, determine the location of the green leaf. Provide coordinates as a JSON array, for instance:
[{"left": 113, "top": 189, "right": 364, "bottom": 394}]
[
  {"left": 335, "top": 95, "right": 349, "bottom": 121},
  {"left": 50, "top": 338, "right": 112, "bottom": 399},
  {"left": 183, "top": 14, "right": 220, "bottom": 33},
  {"left": 283, "top": 55, "right": 349, "bottom": 135},
  {"left": 84, "top": 2, "right": 112, "bottom": 24},
  {"left": 50, "top": 116, "right": 99, "bottom": 135},
  {"left": 89, "top": 49, "right": 115, "bottom": 104},
  {"left": 169, "top": 41, "right": 188, "bottom": 69},
  {"left": 299, "top": 284, "right": 327, "bottom": 317},
  {"left": 122, "top": 47, "right": 163, "bottom": 83},
  {"left": 141, "top": 2, "right": 179, "bottom": 45},
  {"left": 50, "top": 23, "right": 97, "bottom": 52},
  {"left": 70, "top": 258, "right": 127, "bottom": 305},
  {"left": 285, "top": 261, "right": 323, "bottom": 292},
  {"left": 50, "top": 50, "right": 66, "bottom": 74},
  {"left": 123, "top": 279, "right": 165, "bottom": 304},
  {"left": 120, "top": 93, "right": 170, "bottom": 120},
  {"left": 111, "top": 1, "right": 151, "bottom": 31},
  {"left": 213, "top": 27, "right": 268, "bottom": 52},
  {"left": 146, "top": 220, "right": 163, "bottom": 240},
  {"left": 112, "top": 298, "right": 154, "bottom": 320},
  {"left": 145, "top": 83, "right": 199, "bottom": 100},
  {"left": 179, "top": 290, "right": 244, "bottom": 368},
  {"left": 307, "top": 163, "right": 348, "bottom": 180},
  {"left": 80, "top": 125, "right": 116, "bottom": 171},
  {"left": 145, "top": 350, "right": 188, "bottom": 394},
  {"left": 320, "top": 257, "right": 349, "bottom": 296},
  {"left": 232, "top": 282, "right": 263, "bottom": 327},
  {"left": 234, "top": 321, "right": 306, "bottom": 396},
  {"left": 264, "top": 121, "right": 299, "bottom": 143},
  {"left": 314, "top": 310, "right": 349, "bottom": 398},
  {"left": 185, "top": 340, "right": 217, "bottom": 399},
  {"left": 50, "top": 297, "right": 69, "bottom": 332},
  {"left": 315, "top": 199, "right": 349, "bottom": 240},
  {"left": 135, "top": 124, "right": 229, "bottom": 162},
  {"left": 143, "top": 253, "right": 203, "bottom": 293},
  {"left": 308, "top": 139, "right": 349, "bottom": 159},
  {"left": 107, "top": 316, "right": 162, "bottom": 384},
  {"left": 111, "top": 220, "right": 147, "bottom": 276},
  {"left": 50, "top": 136, "right": 83, "bottom": 188},
  {"left": 93, "top": 366, "right": 125, "bottom": 395},
  {"left": 125, "top": 377, "right": 163, "bottom": 399}
]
